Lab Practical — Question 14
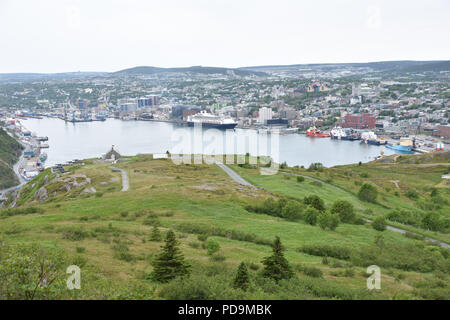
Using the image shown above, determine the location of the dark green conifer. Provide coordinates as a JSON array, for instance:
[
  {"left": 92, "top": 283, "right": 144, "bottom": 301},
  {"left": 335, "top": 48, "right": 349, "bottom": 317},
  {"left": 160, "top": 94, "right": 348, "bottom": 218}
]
[
  {"left": 261, "top": 236, "right": 293, "bottom": 282},
  {"left": 233, "top": 262, "right": 250, "bottom": 291},
  {"left": 150, "top": 230, "right": 190, "bottom": 282}
]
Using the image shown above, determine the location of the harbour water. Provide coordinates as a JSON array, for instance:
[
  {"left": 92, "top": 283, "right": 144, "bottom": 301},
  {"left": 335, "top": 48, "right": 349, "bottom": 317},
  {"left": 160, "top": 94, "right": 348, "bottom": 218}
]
[{"left": 23, "top": 118, "right": 396, "bottom": 168}]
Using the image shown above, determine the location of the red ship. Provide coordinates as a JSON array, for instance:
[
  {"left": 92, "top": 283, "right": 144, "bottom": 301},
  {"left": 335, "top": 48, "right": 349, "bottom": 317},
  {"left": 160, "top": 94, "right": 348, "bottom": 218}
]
[{"left": 306, "top": 126, "right": 331, "bottom": 138}]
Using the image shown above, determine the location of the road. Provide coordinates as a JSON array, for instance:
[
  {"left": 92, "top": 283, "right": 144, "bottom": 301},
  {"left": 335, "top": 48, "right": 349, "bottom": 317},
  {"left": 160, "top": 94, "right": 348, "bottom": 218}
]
[
  {"left": 110, "top": 166, "right": 129, "bottom": 192},
  {"left": 215, "top": 162, "right": 255, "bottom": 188}
]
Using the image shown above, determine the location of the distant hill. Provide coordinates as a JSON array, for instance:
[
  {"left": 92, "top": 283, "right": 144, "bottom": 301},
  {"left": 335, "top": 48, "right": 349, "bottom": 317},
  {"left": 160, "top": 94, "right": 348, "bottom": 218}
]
[
  {"left": 0, "top": 128, "right": 23, "bottom": 190},
  {"left": 112, "top": 65, "right": 266, "bottom": 76},
  {"left": 240, "top": 60, "right": 450, "bottom": 73}
]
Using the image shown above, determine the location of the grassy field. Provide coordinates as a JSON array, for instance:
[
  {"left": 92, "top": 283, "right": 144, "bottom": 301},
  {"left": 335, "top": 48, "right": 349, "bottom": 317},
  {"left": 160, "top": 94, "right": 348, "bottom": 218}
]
[{"left": 0, "top": 153, "right": 449, "bottom": 300}]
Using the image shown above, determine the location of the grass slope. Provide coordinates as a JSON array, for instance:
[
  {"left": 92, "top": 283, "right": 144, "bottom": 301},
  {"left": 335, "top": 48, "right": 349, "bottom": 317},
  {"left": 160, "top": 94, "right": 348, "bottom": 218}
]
[{"left": 0, "top": 153, "right": 449, "bottom": 300}]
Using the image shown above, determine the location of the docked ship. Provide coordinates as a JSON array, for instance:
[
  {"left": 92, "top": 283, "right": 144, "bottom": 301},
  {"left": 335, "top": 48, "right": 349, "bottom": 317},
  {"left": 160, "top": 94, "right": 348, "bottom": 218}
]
[
  {"left": 330, "top": 126, "right": 359, "bottom": 141},
  {"left": 386, "top": 137, "right": 414, "bottom": 153},
  {"left": 360, "top": 131, "right": 387, "bottom": 146},
  {"left": 187, "top": 111, "right": 237, "bottom": 129},
  {"left": 306, "top": 126, "right": 330, "bottom": 137}
]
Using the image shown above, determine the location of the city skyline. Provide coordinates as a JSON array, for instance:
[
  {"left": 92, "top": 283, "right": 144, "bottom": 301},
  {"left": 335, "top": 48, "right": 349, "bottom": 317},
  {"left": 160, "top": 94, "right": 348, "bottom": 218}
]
[{"left": 0, "top": 0, "right": 449, "bottom": 73}]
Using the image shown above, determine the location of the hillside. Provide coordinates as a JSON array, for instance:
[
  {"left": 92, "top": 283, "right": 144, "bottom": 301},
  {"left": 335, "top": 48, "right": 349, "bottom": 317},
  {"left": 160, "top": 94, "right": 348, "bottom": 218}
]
[
  {"left": 0, "top": 153, "right": 449, "bottom": 300},
  {"left": 240, "top": 60, "right": 450, "bottom": 74},
  {"left": 113, "top": 66, "right": 266, "bottom": 77},
  {"left": 0, "top": 128, "right": 23, "bottom": 189}
]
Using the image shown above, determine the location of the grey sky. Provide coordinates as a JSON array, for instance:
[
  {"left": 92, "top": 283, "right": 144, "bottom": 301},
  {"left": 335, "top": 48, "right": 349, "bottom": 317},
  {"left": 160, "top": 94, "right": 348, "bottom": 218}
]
[{"left": 0, "top": 0, "right": 449, "bottom": 73}]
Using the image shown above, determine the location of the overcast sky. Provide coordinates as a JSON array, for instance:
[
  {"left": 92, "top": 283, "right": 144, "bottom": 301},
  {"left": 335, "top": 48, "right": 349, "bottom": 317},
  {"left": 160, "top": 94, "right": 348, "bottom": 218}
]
[{"left": 0, "top": 0, "right": 449, "bottom": 73}]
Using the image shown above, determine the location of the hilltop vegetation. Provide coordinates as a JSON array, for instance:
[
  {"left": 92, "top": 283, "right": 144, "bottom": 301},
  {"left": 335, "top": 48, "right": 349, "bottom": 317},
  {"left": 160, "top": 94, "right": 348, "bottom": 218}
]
[
  {"left": 0, "top": 153, "right": 449, "bottom": 300},
  {"left": 0, "top": 128, "right": 23, "bottom": 189}
]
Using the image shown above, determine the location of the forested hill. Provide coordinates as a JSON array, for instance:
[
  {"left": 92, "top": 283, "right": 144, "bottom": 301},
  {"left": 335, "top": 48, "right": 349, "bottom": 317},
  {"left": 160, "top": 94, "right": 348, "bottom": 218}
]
[{"left": 0, "top": 128, "right": 23, "bottom": 189}]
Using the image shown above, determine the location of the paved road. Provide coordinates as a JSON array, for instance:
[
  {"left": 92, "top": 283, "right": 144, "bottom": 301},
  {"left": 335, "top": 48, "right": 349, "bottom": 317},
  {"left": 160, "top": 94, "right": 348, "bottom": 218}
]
[
  {"left": 215, "top": 162, "right": 255, "bottom": 188},
  {"left": 110, "top": 166, "right": 129, "bottom": 192}
]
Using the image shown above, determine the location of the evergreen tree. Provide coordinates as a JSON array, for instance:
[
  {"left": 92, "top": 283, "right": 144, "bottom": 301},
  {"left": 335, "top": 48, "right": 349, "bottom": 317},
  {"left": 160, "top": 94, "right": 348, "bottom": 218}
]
[
  {"left": 261, "top": 236, "right": 293, "bottom": 282},
  {"left": 233, "top": 262, "right": 250, "bottom": 291},
  {"left": 150, "top": 230, "right": 190, "bottom": 282},
  {"left": 149, "top": 226, "right": 162, "bottom": 241}
]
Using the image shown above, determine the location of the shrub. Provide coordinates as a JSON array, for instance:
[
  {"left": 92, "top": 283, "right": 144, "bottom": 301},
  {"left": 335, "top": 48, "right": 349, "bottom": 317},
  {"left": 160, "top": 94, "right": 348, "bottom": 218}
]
[
  {"left": 205, "top": 239, "right": 221, "bottom": 256},
  {"left": 188, "top": 241, "right": 201, "bottom": 249},
  {"left": 299, "top": 245, "right": 352, "bottom": 260},
  {"left": 149, "top": 226, "right": 162, "bottom": 241},
  {"left": 405, "top": 190, "right": 419, "bottom": 199},
  {"left": 303, "top": 266, "right": 323, "bottom": 278},
  {"left": 303, "top": 195, "right": 325, "bottom": 212},
  {"left": 360, "top": 173, "right": 369, "bottom": 178},
  {"left": 61, "top": 227, "right": 89, "bottom": 241},
  {"left": 318, "top": 212, "right": 339, "bottom": 231},
  {"left": 210, "top": 254, "right": 226, "bottom": 262},
  {"left": 358, "top": 183, "right": 378, "bottom": 203},
  {"left": 281, "top": 200, "right": 303, "bottom": 221},
  {"left": 248, "top": 262, "right": 260, "bottom": 271},
  {"left": 307, "top": 163, "right": 324, "bottom": 172},
  {"left": 330, "top": 200, "right": 355, "bottom": 223},
  {"left": 120, "top": 211, "right": 129, "bottom": 218},
  {"left": 303, "top": 206, "right": 319, "bottom": 226},
  {"left": 0, "top": 242, "right": 67, "bottom": 299},
  {"left": 296, "top": 176, "right": 305, "bottom": 183},
  {"left": 372, "top": 216, "right": 387, "bottom": 231},
  {"left": 197, "top": 234, "right": 208, "bottom": 242},
  {"left": 76, "top": 246, "right": 86, "bottom": 253}
]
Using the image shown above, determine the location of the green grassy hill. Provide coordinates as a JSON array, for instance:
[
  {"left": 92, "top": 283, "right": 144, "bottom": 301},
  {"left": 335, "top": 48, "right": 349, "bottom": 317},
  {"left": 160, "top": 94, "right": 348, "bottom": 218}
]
[
  {"left": 0, "top": 128, "right": 23, "bottom": 189},
  {"left": 0, "top": 153, "right": 449, "bottom": 300}
]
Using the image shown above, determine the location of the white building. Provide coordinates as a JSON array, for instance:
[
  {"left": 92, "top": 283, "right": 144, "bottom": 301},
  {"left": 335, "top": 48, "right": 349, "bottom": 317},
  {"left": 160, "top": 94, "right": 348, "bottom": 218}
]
[{"left": 258, "top": 107, "right": 273, "bottom": 124}]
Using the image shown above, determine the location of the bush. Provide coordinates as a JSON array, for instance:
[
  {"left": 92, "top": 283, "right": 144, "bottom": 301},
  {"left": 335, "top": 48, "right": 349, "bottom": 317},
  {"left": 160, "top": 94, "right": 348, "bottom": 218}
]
[
  {"left": 303, "top": 266, "right": 323, "bottom": 278},
  {"left": 303, "top": 195, "right": 325, "bottom": 212},
  {"left": 318, "top": 212, "right": 339, "bottom": 231},
  {"left": 358, "top": 183, "right": 378, "bottom": 203},
  {"left": 372, "top": 216, "right": 387, "bottom": 231},
  {"left": 406, "top": 190, "right": 419, "bottom": 199},
  {"left": 205, "top": 239, "right": 221, "bottom": 256},
  {"left": 61, "top": 227, "right": 89, "bottom": 241},
  {"left": 303, "top": 206, "right": 319, "bottom": 226},
  {"left": 296, "top": 176, "right": 305, "bottom": 183},
  {"left": 330, "top": 200, "right": 355, "bottom": 223},
  {"left": 281, "top": 200, "right": 303, "bottom": 221},
  {"left": 307, "top": 163, "right": 324, "bottom": 172},
  {"left": 210, "top": 254, "right": 226, "bottom": 262},
  {"left": 0, "top": 242, "right": 67, "bottom": 300},
  {"left": 76, "top": 246, "right": 86, "bottom": 253},
  {"left": 298, "top": 245, "right": 352, "bottom": 260}
]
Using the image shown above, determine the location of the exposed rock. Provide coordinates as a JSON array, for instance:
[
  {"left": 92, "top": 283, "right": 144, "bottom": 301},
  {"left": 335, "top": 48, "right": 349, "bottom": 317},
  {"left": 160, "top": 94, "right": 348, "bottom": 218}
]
[
  {"left": 34, "top": 187, "right": 48, "bottom": 202},
  {"left": 42, "top": 174, "right": 49, "bottom": 185},
  {"left": 110, "top": 177, "right": 119, "bottom": 182},
  {"left": 82, "top": 187, "right": 97, "bottom": 194},
  {"left": 99, "top": 182, "right": 108, "bottom": 186}
]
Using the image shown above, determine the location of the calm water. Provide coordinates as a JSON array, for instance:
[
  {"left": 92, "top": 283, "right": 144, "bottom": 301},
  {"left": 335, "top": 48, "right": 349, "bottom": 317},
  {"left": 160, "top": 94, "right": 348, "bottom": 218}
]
[{"left": 23, "top": 118, "right": 395, "bottom": 168}]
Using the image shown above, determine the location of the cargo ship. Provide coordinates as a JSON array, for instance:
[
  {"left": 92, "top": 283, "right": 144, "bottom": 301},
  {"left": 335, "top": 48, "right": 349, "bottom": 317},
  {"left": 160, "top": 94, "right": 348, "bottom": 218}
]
[
  {"left": 187, "top": 111, "right": 237, "bottom": 129},
  {"left": 386, "top": 137, "right": 414, "bottom": 153},
  {"left": 306, "top": 126, "right": 330, "bottom": 137}
]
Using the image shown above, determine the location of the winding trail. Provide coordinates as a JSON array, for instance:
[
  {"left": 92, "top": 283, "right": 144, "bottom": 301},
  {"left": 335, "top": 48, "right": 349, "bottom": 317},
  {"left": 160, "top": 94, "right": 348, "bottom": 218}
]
[
  {"left": 109, "top": 166, "right": 129, "bottom": 192},
  {"left": 215, "top": 162, "right": 255, "bottom": 188},
  {"left": 216, "top": 165, "right": 450, "bottom": 249}
]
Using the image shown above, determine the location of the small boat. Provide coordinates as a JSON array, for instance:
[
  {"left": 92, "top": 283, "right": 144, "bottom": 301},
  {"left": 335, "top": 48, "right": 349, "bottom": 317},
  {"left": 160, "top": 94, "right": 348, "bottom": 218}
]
[
  {"left": 306, "top": 126, "right": 330, "bottom": 137},
  {"left": 40, "top": 152, "right": 47, "bottom": 162}
]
